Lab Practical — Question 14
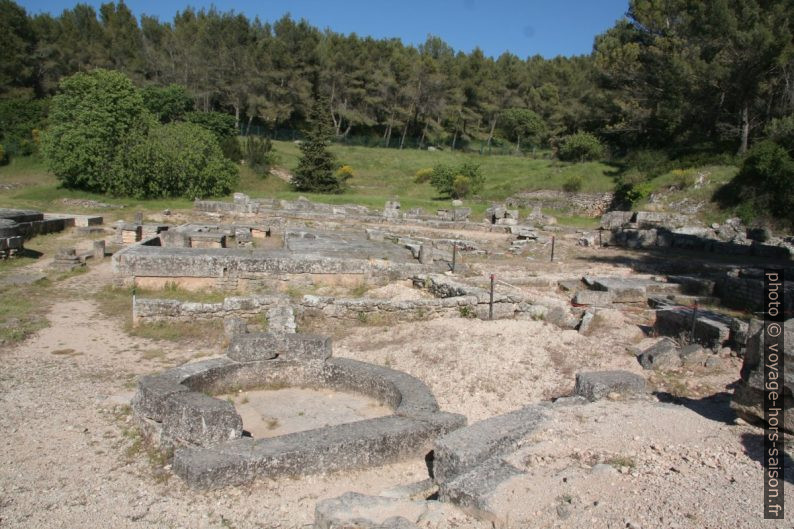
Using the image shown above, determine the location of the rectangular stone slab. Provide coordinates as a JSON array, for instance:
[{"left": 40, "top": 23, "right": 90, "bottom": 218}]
[
  {"left": 172, "top": 412, "right": 465, "bottom": 489},
  {"left": 438, "top": 457, "right": 524, "bottom": 516},
  {"left": 432, "top": 405, "right": 548, "bottom": 483}
]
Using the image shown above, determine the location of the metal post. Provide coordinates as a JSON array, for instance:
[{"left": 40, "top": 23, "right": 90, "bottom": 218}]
[
  {"left": 550, "top": 236, "right": 556, "bottom": 262},
  {"left": 690, "top": 302, "right": 698, "bottom": 342},
  {"left": 452, "top": 243, "right": 457, "bottom": 273},
  {"left": 489, "top": 274, "right": 495, "bottom": 321}
]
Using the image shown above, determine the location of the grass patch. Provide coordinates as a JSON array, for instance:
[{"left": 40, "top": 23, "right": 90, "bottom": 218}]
[
  {"left": 0, "top": 276, "right": 60, "bottom": 345},
  {"left": 1, "top": 145, "right": 617, "bottom": 221},
  {"left": 631, "top": 165, "right": 739, "bottom": 224},
  {"left": 94, "top": 285, "right": 225, "bottom": 345},
  {"left": 115, "top": 407, "right": 172, "bottom": 484},
  {"left": 605, "top": 455, "right": 637, "bottom": 469},
  {"left": 130, "top": 320, "right": 223, "bottom": 343}
]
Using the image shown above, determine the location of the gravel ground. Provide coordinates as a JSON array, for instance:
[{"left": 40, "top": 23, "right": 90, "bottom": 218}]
[{"left": 1, "top": 230, "right": 791, "bottom": 528}]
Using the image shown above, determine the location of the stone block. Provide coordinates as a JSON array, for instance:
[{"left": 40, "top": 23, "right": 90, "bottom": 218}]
[
  {"left": 267, "top": 305, "right": 296, "bottom": 334},
  {"left": 731, "top": 318, "right": 794, "bottom": 432},
  {"left": 637, "top": 339, "right": 681, "bottom": 370},
  {"left": 161, "top": 391, "right": 243, "bottom": 447},
  {"left": 680, "top": 344, "right": 708, "bottom": 367},
  {"left": 599, "top": 211, "right": 634, "bottom": 230},
  {"left": 223, "top": 317, "right": 248, "bottom": 339},
  {"left": 573, "top": 370, "right": 646, "bottom": 401},
  {"left": 131, "top": 374, "right": 189, "bottom": 422},
  {"left": 314, "top": 492, "right": 426, "bottom": 529},
  {"left": 573, "top": 290, "right": 615, "bottom": 306},
  {"left": 654, "top": 307, "right": 731, "bottom": 349},
  {"left": 226, "top": 332, "right": 332, "bottom": 362},
  {"left": 589, "top": 277, "right": 647, "bottom": 303},
  {"left": 92, "top": 240, "right": 106, "bottom": 260},
  {"left": 438, "top": 457, "right": 524, "bottom": 518},
  {"left": 433, "top": 405, "right": 548, "bottom": 483},
  {"left": 173, "top": 412, "right": 465, "bottom": 488}
]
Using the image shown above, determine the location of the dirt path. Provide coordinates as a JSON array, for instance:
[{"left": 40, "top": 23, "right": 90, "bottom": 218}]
[{"left": 0, "top": 260, "right": 482, "bottom": 528}]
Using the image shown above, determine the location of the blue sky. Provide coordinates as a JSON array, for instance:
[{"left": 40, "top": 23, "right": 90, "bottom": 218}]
[{"left": 17, "top": 0, "right": 629, "bottom": 58}]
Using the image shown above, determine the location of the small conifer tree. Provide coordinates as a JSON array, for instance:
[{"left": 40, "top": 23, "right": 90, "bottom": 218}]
[{"left": 292, "top": 89, "right": 348, "bottom": 193}]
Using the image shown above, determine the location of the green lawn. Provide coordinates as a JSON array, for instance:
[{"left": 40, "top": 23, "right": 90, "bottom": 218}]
[
  {"left": 0, "top": 143, "right": 619, "bottom": 221},
  {"left": 631, "top": 165, "right": 740, "bottom": 225},
  {"left": 225, "top": 141, "right": 618, "bottom": 218}
]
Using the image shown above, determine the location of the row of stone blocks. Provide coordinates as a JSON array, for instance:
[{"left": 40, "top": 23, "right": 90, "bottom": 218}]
[
  {"left": 132, "top": 332, "right": 465, "bottom": 489},
  {"left": 313, "top": 370, "right": 646, "bottom": 528}
]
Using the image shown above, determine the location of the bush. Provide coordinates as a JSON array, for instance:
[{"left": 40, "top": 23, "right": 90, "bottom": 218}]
[
  {"left": 42, "top": 69, "right": 152, "bottom": 192},
  {"left": 184, "top": 111, "right": 237, "bottom": 141},
  {"left": 557, "top": 132, "right": 605, "bottom": 162},
  {"left": 335, "top": 165, "right": 354, "bottom": 180},
  {"left": 562, "top": 174, "right": 583, "bottom": 193},
  {"left": 429, "top": 162, "right": 484, "bottom": 199},
  {"left": 41, "top": 70, "right": 236, "bottom": 199},
  {"left": 613, "top": 181, "right": 654, "bottom": 209},
  {"left": 722, "top": 140, "right": 794, "bottom": 228},
  {"left": 621, "top": 149, "right": 671, "bottom": 179},
  {"left": 0, "top": 144, "right": 7, "bottom": 165},
  {"left": 220, "top": 136, "right": 243, "bottom": 162},
  {"left": 141, "top": 84, "right": 194, "bottom": 123},
  {"left": 414, "top": 167, "right": 433, "bottom": 183},
  {"left": 243, "top": 136, "right": 275, "bottom": 175},
  {"left": 765, "top": 116, "right": 794, "bottom": 152},
  {"left": 119, "top": 122, "right": 237, "bottom": 199}
]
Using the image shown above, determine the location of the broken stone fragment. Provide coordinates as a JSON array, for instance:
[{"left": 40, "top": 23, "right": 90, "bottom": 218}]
[
  {"left": 574, "top": 370, "right": 646, "bottom": 401},
  {"left": 637, "top": 339, "right": 682, "bottom": 370}
]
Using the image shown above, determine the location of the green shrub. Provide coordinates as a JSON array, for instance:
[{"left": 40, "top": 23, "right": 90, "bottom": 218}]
[
  {"left": 621, "top": 149, "right": 671, "bottom": 179},
  {"left": 613, "top": 181, "right": 654, "bottom": 209},
  {"left": 765, "top": 116, "right": 794, "bottom": 152},
  {"left": 244, "top": 136, "right": 275, "bottom": 175},
  {"left": 220, "top": 136, "right": 243, "bottom": 162},
  {"left": 42, "top": 69, "right": 152, "bottom": 193},
  {"left": 118, "top": 122, "right": 238, "bottom": 199},
  {"left": 557, "top": 132, "right": 605, "bottom": 162},
  {"left": 184, "top": 111, "right": 237, "bottom": 141},
  {"left": 0, "top": 144, "right": 7, "bottom": 165},
  {"left": 723, "top": 140, "right": 794, "bottom": 228},
  {"left": 414, "top": 167, "right": 433, "bottom": 183},
  {"left": 429, "top": 162, "right": 484, "bottom": 199},
  {"left": 141, "top": 84, "right": 194, "bottom": 123},
  {"left": 562, "top": 174, "right": 584, "bottom": 193}
]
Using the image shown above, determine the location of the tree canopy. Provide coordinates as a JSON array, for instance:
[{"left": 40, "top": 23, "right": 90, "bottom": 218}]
[
  {"left": 42, "top": 69, "right": 237, "bottom": 198},
  {"left": 1, "top": 0, "right": 792, "bottom": 158}
]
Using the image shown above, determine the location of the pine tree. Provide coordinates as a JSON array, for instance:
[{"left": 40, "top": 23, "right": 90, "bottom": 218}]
[{"left": 292, "top": 89, "right": 346, "bottom": 193}]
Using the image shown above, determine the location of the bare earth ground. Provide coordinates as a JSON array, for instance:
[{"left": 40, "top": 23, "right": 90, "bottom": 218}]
[{"left": 1, "top": 228, "right": 792, "bottom": 528}]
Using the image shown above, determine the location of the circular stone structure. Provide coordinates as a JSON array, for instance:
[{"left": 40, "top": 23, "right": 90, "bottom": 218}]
[{"left": 131, "top": 332, "right": 465, "bottom": 489}]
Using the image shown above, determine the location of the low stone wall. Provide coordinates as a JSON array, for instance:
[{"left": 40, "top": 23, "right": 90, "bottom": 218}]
[
  {"left": 600, "top": 211, "right": 793, "bottom": 260},
  {"left": 114, "top": 244, "right": 427, "bottom": 291},
  {"left": 509, "top": 190, "right": 615, "bottom": 217},
  {"left": 195, "top": 196, "right": 513, "bottom": 234},
  {"left": 133, "top": 291, "right": 549, "bottom": 325},
  {"left": 132, "top": 338, "right": 465, "bottom": 489},
  {"left": 716, "top": 273, "right": 794, "bottom": 314}
]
